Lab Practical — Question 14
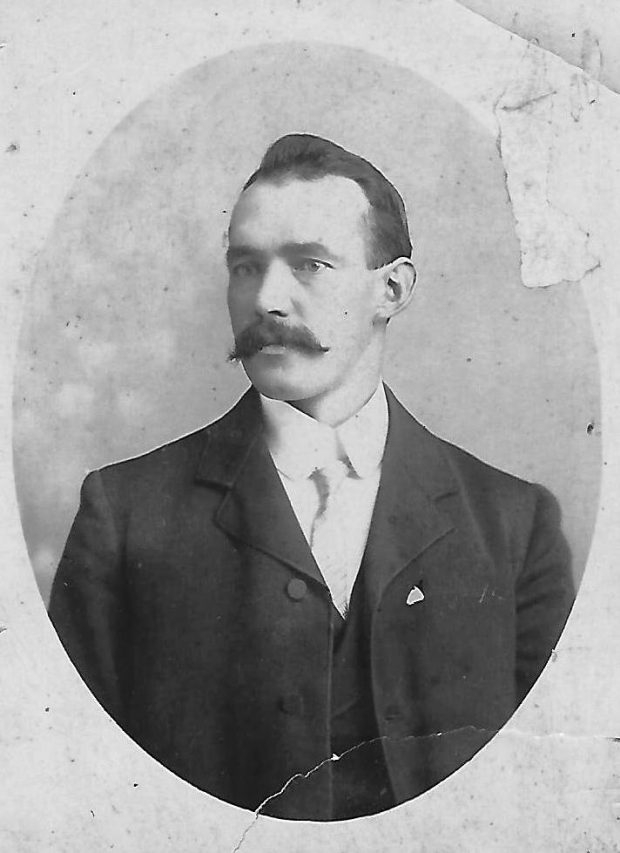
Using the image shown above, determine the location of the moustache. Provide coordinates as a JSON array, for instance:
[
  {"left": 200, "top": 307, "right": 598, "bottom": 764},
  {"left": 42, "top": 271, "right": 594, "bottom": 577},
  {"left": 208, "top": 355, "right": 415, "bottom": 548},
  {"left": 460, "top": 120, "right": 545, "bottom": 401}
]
[{"left": 228, "top": 318, "right": 329, "bottom": 361}]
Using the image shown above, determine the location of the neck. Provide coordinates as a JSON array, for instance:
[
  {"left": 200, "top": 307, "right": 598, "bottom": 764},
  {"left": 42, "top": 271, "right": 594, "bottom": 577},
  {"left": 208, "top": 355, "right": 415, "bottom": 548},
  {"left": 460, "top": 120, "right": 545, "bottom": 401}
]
[{"left": 288, "top": 341, "right": 384, "bottom": 427}]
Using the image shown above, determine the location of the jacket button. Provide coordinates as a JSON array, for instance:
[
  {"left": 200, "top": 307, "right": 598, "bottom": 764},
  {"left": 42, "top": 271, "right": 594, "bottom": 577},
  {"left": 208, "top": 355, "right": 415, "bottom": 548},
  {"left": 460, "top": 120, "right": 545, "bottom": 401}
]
[
  {"left": 383, "top": 705, "right": 401, "bottom": 721},
  {"left": 279, "top": 694, "right": 304, "bottom": 716},
  {"left": 286, "top": 578, "right": 307, "bottom": 600}
]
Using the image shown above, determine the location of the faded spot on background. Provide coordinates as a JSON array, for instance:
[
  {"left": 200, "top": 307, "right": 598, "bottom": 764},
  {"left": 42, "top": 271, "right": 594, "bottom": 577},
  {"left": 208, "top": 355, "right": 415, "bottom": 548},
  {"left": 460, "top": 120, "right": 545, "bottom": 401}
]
[
  {"left": 496, "top": 43, "right": 601, "bottom": 287},
  {"left": 11, "top": 42, "right": 601, "bottom": 603}
]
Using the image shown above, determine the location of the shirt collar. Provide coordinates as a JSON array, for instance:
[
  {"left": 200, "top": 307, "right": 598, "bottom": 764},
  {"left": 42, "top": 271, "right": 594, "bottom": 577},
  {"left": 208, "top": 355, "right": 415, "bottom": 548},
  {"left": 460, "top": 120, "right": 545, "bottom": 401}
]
[{"left": 260, "top": 383, "right": 389, "bottom": 480}]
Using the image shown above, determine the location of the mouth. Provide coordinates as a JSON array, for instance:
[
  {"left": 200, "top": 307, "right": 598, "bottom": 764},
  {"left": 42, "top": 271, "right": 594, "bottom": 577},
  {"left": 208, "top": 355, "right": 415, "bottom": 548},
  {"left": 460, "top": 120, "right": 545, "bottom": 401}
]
[
  {"left": 228, "top": 321, "right": 330, "bottom": 362},
  {"left": 256, "top": 344, "right": 288, "bottom": 355}
]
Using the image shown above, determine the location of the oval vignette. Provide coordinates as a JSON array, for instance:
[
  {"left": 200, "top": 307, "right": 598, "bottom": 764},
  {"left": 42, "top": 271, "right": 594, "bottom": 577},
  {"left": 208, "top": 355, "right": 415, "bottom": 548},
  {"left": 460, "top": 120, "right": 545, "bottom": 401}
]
[{"left": 12, "top": 41, "right": 601, "bottom": 818}]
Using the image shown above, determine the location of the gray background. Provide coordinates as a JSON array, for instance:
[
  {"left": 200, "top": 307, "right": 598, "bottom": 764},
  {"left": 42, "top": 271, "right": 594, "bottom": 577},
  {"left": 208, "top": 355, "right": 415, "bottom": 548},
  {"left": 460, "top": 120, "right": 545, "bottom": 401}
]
[{"left": 12, "top": 42, "right": 600, "bottom": 603}]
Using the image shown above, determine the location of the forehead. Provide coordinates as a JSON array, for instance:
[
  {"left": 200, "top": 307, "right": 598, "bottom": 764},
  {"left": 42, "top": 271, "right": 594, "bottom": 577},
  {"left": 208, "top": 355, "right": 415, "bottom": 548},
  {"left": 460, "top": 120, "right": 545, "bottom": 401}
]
[{"left": 228, "top": 175, "right": 370, "bottom": 254}]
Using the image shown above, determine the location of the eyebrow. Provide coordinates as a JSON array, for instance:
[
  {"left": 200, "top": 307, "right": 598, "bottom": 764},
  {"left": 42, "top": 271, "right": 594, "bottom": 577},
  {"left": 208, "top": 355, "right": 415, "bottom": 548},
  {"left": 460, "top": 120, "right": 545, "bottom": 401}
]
[
  {"left": 226, "top": 242, "right": 344, "bottom": 266},
  {"left": 281, "top": 242, "right": 344, "bottom": 263},
  {"left": 225, "top": 245, "right": 264, "bottom": 266}
]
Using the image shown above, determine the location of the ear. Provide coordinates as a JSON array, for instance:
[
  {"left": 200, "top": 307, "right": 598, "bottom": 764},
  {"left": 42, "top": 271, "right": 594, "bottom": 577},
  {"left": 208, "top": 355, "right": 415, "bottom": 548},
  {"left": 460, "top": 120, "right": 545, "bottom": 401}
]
[{"left": 375, "top": 257, "right": 416, "bottom": 321}]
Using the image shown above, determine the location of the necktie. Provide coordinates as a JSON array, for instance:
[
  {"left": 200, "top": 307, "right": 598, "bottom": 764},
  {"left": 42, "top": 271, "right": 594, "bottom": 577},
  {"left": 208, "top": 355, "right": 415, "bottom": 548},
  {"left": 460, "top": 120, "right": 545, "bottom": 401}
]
[{"left": 309, "top": 458, "right": 352, "bottom": 617}]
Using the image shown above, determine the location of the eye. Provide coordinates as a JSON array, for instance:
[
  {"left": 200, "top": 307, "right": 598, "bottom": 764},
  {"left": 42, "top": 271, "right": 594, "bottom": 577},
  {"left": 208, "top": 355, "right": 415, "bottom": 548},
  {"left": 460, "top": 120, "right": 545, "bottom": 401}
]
[
  {"left": 230, "top": 260, "right": 261, "bottom": 278},
  {"left": 293, "top": 259, "right": 332, "bottom": 274}
]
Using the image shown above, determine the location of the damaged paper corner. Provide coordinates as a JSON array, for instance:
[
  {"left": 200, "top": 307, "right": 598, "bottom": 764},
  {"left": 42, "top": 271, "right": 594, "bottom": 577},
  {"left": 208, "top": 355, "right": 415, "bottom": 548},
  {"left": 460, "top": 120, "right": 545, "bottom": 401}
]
[{"left": 495, "top": 43, "right": 602, "bottom": 288}]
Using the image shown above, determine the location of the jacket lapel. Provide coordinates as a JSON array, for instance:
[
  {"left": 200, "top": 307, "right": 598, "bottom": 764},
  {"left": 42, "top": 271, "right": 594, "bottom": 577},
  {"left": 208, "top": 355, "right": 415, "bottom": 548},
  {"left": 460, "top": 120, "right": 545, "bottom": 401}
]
[
  {"left": 194, "top": 384, "right": 460, "bottom": 598},
  {"left": 195, "top": 388, "right": 325, "bottom": 586},
  {"left": 362, "top": 386, "right": 458, "bottom": 612}
]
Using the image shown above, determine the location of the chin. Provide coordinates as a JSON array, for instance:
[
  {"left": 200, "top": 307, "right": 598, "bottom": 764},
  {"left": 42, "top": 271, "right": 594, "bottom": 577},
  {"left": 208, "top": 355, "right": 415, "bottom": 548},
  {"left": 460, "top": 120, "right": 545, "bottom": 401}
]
[{"left": 242, "top": 357, "right": 326, "bottom": 402}]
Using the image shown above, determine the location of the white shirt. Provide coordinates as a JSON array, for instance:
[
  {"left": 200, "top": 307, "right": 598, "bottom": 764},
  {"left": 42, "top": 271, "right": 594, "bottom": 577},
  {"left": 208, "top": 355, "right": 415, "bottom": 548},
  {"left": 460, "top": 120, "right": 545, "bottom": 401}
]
[{"left": 260, "top": 384, "right": 389, "bottom": 611}]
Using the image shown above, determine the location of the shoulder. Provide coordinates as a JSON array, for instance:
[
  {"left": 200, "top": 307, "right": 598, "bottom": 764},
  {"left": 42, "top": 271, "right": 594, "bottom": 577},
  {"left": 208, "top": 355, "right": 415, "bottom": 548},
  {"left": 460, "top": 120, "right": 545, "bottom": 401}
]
[
  {"left": 436, "top": 431, "right": 561, "bottom": 535},
  {"left": 386, "top": 385, "right": 560, "bottom": 530},
  {"left": 90, "top": 389, "right": 258, "bottom": 496},
  {"left": 407, "top": 414, "right": 569, "bottom": 577},
  {"left": 94, "top": 423, "right": 207, "bottom": 489},
  {"left": 437, "top": 431, "right": 540, "bottom": 502}
]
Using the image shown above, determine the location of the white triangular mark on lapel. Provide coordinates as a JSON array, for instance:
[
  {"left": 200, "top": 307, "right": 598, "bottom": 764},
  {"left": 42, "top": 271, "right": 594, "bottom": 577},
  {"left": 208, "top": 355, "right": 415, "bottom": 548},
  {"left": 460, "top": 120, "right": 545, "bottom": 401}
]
[{"left": 406, "top": 586, "right": 425, "bottom": 606}]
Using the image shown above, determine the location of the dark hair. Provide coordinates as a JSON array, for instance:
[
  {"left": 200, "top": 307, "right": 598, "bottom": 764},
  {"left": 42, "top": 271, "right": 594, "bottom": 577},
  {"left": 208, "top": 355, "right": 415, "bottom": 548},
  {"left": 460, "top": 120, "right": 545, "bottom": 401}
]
[{"left": 243, "top": 134, "right": 412, "bottom": 268}]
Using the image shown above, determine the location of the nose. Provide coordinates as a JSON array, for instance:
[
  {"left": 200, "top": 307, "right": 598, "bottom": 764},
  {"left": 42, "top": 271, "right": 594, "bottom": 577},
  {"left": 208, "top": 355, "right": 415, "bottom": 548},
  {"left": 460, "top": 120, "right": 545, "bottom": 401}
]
[{"left": 255, "top": 259, "right": 294, "bottom": 318}]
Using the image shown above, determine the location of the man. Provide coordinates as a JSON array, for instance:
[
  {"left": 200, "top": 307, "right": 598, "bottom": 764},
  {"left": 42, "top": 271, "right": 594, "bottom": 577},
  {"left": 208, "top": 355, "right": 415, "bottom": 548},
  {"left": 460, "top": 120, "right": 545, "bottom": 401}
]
[{"left": 49, "top": 134, "right": 574, "bottom": 821}]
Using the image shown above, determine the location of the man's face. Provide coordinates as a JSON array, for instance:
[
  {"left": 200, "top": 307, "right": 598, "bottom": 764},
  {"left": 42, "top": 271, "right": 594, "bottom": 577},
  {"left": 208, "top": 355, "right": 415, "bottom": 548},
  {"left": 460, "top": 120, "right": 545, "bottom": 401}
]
[{"left": 226, "top": 175, "right": 386, "bottom": 403}]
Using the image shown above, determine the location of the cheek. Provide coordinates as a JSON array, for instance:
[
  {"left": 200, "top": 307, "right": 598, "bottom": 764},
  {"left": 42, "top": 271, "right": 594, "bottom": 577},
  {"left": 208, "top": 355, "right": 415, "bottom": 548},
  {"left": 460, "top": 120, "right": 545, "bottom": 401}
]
[
  {"left": 227, "top": 285, "right": 250, "bottom": 320},
  {"left": 317, "top": 306, "right": 374, "bottom": 358},
  {"left": 317, "top": 277, "right": 369, "bottom": 318},
  {"left": 329, "top": 289, "right": 375, "bottom": 333}
]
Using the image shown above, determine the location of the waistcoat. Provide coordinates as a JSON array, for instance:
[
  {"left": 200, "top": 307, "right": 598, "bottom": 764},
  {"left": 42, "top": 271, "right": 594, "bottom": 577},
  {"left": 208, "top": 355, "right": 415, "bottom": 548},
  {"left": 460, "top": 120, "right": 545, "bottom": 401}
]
[{"left": 328, "top": 566, "right": 395, "bottom": 819}]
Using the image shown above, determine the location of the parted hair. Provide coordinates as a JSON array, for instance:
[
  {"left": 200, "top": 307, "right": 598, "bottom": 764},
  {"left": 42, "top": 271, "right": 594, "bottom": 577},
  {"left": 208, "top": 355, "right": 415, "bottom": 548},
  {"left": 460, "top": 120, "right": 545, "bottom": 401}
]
[{"left": 243, "top": 134, "right": 412, "bottom": 268}]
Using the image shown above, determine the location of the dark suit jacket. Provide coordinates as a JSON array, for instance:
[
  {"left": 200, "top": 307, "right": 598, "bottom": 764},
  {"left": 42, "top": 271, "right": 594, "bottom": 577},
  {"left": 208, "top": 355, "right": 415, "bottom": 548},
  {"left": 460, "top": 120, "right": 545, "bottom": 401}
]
[{"left": 49, "top": 386, "right": 574, "bottom": 819}]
